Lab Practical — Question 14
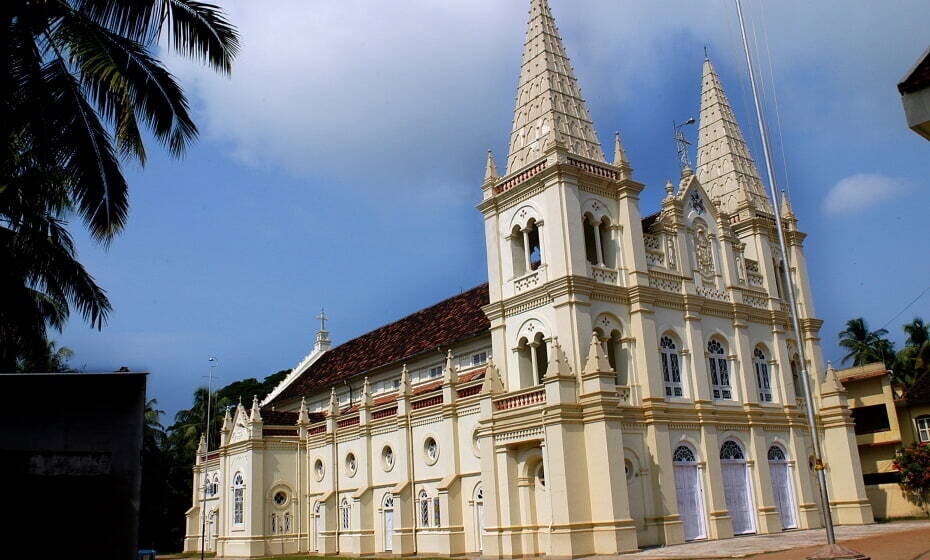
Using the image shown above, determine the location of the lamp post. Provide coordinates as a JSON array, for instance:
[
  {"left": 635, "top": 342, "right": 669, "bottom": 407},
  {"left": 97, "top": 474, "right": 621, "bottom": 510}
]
[
  {"left": 733, "top": 2, "right": 866, "bottom": 558},
  {"left": 200, "top": 356, "right": 217, "bottom": 560}
]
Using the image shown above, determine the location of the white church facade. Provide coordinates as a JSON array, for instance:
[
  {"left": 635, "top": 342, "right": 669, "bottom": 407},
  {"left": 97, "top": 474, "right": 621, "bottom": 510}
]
[{"left": 185, "top": 1, "right": 873, "bottom": 556}]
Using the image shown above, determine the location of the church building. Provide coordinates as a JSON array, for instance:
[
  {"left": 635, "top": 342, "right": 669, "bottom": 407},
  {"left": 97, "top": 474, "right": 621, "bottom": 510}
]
[{"left": 185, "top": 1, "right": 873, "bottom": 556}]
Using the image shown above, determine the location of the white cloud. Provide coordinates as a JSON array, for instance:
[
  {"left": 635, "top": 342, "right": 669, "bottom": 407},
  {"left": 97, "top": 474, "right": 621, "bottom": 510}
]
[
  {"left": 163, "top": 0, "right": 927, "bottom": 206},
  {"left": 823, "top": 173, "right": 906, "bottom": 216}
]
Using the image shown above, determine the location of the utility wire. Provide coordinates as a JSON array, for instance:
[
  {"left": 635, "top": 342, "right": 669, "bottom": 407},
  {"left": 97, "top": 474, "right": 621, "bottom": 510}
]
[{"left": 880, "top": 285, "right": 930, "bottom": 331}]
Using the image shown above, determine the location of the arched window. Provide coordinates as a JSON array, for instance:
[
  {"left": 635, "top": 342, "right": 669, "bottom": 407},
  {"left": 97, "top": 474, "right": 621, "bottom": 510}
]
[
  {"left": 720, "top": 440, "right": 745, "bottom": 460},
  {"left": 284, "top": 513, "right": 291, "bottom": 533},
  {"left": 433, "top": 496, "right": 441, "bottom": 527},
  {"left": 419, "top": 491, "right": 430, "bottom": 527},
  {"left": 754, "top": 348, "right": 773, "bottom": 402},
  {"left": 341, "top": 498, "right": 351, "bottom": 530},
  {"left": 517, "top": 332, "right": 548, "bottom": 386},
  {"left": 384, "top": 494, "right": 395, "bottom": 509},
  {"left": 233, "top": 472, "right": 245, "bottom": 525},
  {"left": 707, "top": 339, "right": 732, "bottom": 400},
  {"left": 767, "top": 445, "right": 787, "bottom": 461},
  {"left": 212, "top": 474, "right": 219, "bottom": 496},
  {"left": 271, "top": 513, "right": 277, "bottom": 533},
  {"left": 673, "top": 445, "right": 696, "bottom": 463},
  {"left": 583, "top": 216, "right": 598, "bottom": 265},
  {"left": 917, "top": 416, "right": 930, "bottom": 443},
  {"left": 511, "top": 219, "right": 542, "bottom": 277},
  {"left": 204, "top": 475, "right": 212, "bottom": 496},
  {"left": 599, "top": 218, "right": 615, "bottom": 268},
  {"left": 790, "top": 357, "right": 803, "bottom": 399},
  {"left": 660, "top": 335, "right": 683, "bottom": 397}
]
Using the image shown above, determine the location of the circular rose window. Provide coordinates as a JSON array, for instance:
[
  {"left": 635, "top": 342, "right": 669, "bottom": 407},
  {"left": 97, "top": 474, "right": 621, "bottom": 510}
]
[
  {"left": 382, "top": 446, "right": 395, "bottom": 472},
  {"left": 345, "top": 453, "right": 358, "bottom": 476},
  {"left": 274, "top": 491, "right": 287, "bottom": 506},
  {"left": 314, "top": 459, "right": 324, "bottom": 481},
  {"left": 424, "top": 437, "right": 439, "bottom": 465}
]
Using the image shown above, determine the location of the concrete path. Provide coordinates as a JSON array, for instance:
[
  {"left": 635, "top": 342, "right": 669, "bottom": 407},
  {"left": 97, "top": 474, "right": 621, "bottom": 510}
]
[{"left": 597, "top": 520, "right": 930, "bottom": 559}]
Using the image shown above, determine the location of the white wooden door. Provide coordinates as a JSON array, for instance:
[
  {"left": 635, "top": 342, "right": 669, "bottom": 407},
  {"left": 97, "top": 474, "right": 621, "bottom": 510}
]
[
  {"left": 384, "top": 509, "right": 394, "bottom": 551},
  {"left": 722, "top": 463, "right": 755, "bottom": 534},
  {"left": 674, "top": 464, "right": 706, "bottom": 541},
  {"left": 769, "top": 461, "right": 797, "bottom": 529}
]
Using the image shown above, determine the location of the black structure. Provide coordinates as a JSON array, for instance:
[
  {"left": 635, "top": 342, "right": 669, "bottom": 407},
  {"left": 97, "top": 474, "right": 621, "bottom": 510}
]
[{"left": 0, "top": 372, "right": 148, "bottom": 559}]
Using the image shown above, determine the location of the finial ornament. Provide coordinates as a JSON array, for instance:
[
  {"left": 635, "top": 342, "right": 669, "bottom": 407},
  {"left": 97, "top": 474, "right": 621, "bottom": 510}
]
[
  {"left": 665, "top": 180, "right": 675, "bottom": 197},
  {"left": 484, "top": 149, "right": 499, "bottom": 181},
  {"left": 613, "top": 131, "right": 629, "bottom": 167}
]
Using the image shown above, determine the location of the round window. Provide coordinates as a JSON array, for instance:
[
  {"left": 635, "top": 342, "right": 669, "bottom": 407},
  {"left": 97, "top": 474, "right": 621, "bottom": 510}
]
[
  {"left": 273, "top": 491, "right": 287, "bottom": 506},
  {"left": 424, "top": 437, "right": 439, "bottom": 465},
  {"left": 346, "top": 453, "right": 358, "bottom": 476},
  {"left": 314, "top": 459, "right": 325, "bottom": 481},
  {"left": 382, "top": 446, "right": 395, "bottom": 472}
]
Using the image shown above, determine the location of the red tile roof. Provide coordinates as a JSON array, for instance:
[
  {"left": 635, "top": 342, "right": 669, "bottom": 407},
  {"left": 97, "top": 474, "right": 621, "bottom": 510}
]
[{"left": 273, "top": 284, "right": 490, "bottom": 405}]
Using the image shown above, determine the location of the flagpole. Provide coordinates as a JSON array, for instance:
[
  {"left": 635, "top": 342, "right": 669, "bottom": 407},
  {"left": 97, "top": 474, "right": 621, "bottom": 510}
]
[{"left": 733, "top": 1, "right": 862, "bottom": 556}]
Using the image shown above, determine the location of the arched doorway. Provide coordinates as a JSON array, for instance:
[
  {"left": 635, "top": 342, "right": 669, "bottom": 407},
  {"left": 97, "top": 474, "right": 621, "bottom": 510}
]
[
  {"left": 673, "top": 444, "right": 707, "bottom": 541},
  {"left": 474, "top": 485, "right": 485, "bottom": 552},
  {"left": 720, "top": 440, "right": 755, "bottom": 535},
  {"left": 767, "top": 445, "right": 798, "bottom": 529},
  {"left": 383, "top": 494, "right": 395, "bottom": 551},
  {"left": 314, "top": 502, "right": 323, "bottom": 552}
]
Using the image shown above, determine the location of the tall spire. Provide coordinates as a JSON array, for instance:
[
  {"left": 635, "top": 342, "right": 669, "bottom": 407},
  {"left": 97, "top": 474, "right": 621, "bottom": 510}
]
[
  {"left": 505, "top": 0, "right": 605, "bottom": 174},
  {"left": 695, "top": 56, "right": 773, "bottom": 215}
]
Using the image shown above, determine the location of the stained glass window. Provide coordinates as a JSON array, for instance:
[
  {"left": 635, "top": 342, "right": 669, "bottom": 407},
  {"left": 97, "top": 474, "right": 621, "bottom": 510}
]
[{"left": 661, "top": 336, "right": 684, "bottom": 397}]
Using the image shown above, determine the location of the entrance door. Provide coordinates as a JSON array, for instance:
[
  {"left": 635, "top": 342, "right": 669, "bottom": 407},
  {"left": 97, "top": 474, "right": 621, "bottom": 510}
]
[
  {"left": 672, "top": 445, "right": 706, "bottom": 541},
  {"left": 768, "top": 446, "right": 798, "bottom": 529},
  {"left": 721, "top": 440, "right": 755, "bottom": 535},
  {"left": 383, "top": 494, "right": 394, "bottom": 551}
]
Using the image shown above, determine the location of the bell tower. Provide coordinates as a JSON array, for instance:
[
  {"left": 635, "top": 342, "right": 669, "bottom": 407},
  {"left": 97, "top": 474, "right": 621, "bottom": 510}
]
[{"left": 479, "top": 0, "right": 646, "bottom": 388}]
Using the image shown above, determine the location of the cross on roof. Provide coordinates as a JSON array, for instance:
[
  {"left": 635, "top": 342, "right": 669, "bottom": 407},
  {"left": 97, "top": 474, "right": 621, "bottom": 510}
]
[{"left": 317, "top": 308, "right": 328, "bottom": 332}]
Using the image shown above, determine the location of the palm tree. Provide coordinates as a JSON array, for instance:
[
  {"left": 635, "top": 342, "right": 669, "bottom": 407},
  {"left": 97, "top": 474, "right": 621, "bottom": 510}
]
[
  {"left": 2, "top": 1, "right": 239, "bottom": 368},
  {"left": 896, "top": 318, "right": 930, "bottom": 389},
  {"left": 838, "top": 317, "right": 893, "bottom": 368},
  {"left": 904, "top": 318, "right": 929, "bottom": 349}
]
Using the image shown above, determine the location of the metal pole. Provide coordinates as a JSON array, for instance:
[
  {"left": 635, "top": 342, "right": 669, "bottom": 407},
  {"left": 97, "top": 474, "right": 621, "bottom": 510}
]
[
  {"left": 734, "top": 0, "right": 837, "bottom": 545},
  {"left": 201, "top": 357, "right": 217, "bottom": 560}
]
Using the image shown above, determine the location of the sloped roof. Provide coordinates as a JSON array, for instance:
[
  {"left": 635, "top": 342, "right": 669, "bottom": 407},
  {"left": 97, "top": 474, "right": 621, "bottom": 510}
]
[
  {"left": 273, "top": 284, "right": 490, "bottom": 405},
  {"left": 898, "top": 46, "right": 930, "bottom": 94},
  {"left": 835, "top": 362, "right": 888, "bottom": 383}
]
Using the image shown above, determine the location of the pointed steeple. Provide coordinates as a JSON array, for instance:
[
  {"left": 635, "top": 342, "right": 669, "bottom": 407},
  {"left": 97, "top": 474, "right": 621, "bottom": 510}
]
[
  {"left": 544, "top": 337, "right": 572, "bottom": 379},
  {"left": 249, "top": 395, "right": 262, "bottom": 422},
  {"left": 613, "top": 131, "right": 629, "bottom": 167},
  {"left": 398, "top": 364, "right": 411, "bottom": 397},
  {"left": 484, "top": 149, "right": 499, "bottom": 182},
  {"left": 505, "top": 0, "right": 605, "bottom": 174},
  {"left": 583, "top": 333, "right": 612, "bottom": 374},
  {"left": 780, "top": 190, "right": 795, "bottom": 218},
  {"left": 480, "top": 358, "right": 505, "bottom": 394},
  {"left": 695, "top": 56, "right": 773, "bottom": 215}
]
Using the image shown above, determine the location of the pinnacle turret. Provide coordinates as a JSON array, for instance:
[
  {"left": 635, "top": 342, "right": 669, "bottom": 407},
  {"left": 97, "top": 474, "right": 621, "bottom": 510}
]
[
  {"left": 505, "top": 0, "right": 605, "bottom": 174},
  {"left": 484, "top": 149, "right": 499, "bottom": 182},
  {"left": 695, "top": 56, "right": 773, "bottom": 215}
]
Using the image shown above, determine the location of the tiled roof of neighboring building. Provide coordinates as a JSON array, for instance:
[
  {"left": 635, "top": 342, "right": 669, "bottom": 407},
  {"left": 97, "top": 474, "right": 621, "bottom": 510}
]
[
  {"left": 898, "top": 46, "right": 930, "bottom": 94},
  {"left": 273, "top": 284, "right": 490, "bottom": 405},
  {"left": 835, "top": 362, "right": 888, "bottom": 383}
]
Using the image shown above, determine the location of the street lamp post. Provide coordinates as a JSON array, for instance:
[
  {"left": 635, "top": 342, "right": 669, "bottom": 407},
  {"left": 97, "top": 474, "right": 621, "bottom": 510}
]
[{"left": 200, "top": 357, "right": 217, "bottom": 560}]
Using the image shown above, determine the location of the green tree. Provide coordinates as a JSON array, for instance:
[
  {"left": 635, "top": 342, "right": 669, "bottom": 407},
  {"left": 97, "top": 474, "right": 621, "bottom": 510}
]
[
  {"left": 1, "top": 0, "right": 239, "bottom": 369},
  {"left": 838, "top": 317, "right": 894, "bottom": 368},
  {"left": 16, "top": 339, "right": 77, "bottom": 372},
  {"left": 896, "top": 318, "right": 930, "bottom": 389}
]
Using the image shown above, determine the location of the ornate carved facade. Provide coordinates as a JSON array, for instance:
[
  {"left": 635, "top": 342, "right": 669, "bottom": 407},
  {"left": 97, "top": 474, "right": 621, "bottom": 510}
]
[{"left": 185, "top": 1, "right": 873, "bottom": 557}]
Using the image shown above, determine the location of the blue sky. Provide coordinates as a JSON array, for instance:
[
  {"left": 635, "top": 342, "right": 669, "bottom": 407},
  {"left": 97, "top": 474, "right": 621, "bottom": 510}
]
[{"left": 60, "top": 0, "right": 930, "bottom": 420}]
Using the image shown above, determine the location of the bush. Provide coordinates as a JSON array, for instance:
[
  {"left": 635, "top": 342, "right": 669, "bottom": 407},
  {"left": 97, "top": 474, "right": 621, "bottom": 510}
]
[{"left": 892, "top": 443, "right": 930, "bottom": 514}]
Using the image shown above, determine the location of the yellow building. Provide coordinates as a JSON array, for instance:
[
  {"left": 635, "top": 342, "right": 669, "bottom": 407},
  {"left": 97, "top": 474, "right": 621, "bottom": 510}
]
[{"left": 836, "top": 362, "right": 930, "bottom": 518}]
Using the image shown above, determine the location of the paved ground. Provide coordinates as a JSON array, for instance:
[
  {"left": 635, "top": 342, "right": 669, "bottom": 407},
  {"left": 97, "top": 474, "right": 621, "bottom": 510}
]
[
  {"left": 176, "top": 521, "right": 930, "bottom": 560},
  {"left": 604, "top": 520, "right": 930, "bottom": 559}
]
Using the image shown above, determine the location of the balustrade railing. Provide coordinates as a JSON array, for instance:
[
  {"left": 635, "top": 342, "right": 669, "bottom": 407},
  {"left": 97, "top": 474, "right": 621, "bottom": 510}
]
[{"left": 493, "top": 388, "right": 546, "bottom": 411}]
